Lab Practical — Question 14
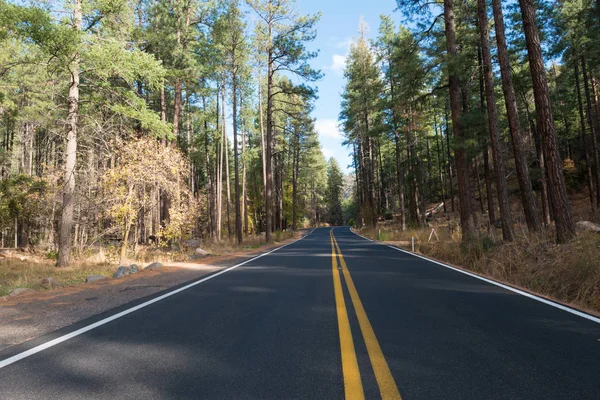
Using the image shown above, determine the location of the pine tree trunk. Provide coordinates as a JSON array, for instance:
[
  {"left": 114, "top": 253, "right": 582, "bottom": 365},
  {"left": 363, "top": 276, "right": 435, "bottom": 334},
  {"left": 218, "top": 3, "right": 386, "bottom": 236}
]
[
  {"left": 492, "top": 0, "right": 540, "bottom": 232},
  {"left": 389, "top": 55, "right": 406, "bottom": 230},
  {"left": 477, "top": 49, "right": 497, "bottom": 228},
  {"left": 173, "top": 79, "right": 182, "bottom": 142},
  {"left": 581, "top": 56, "right": 600, "bottom": 208},
  {"left": 223, "top": 90, "right": 232, "bottom": 239},
  {"left": 444, "top": 0, "right": 476, "bottom": 242},
  {"left": 57, "top": 0, "right": 81, "bottom": 267},
  {"left": 242, "top": 108, "right": 248, "bottom": 236},
  {"left": 477, "top": 0, "right": 515, "bottom": 241},
  {"left": 258, "top": 78, "right": 267, "bottom": 232},
  {"left": 575, "top": 60, "right": 595, "bottom": 209},
  {"left": 394, "top": 129, "right": 406, "bottom": 230},
  {"left": 292, "top": 130, "right": 299, "bottom": 231},
  {"left": 445, "top": 105, "right": 455, "bottom": 213},
  {"left": 202, "top": 93, "right": 214, "bottom": 238},
  {"left": 434, "top": 114, "right": 447, "bottom": 213},
  {"left": 216, "top": 87, "right": 223, "bottom": 241},
  {"left": 232, "top": 78, "right": 242, "bottom": 244},
  {"left": 265, "top": 20, "right": 274, "bottom": 241},
  {"left": 475, "top": 157, "right": 485, "bottom": 214},
  {"left": 523, "top": 95, "right": 551, "bottom": 225},
  {"left": 519, "top": 0, "right": 575, "bottom": 242}
]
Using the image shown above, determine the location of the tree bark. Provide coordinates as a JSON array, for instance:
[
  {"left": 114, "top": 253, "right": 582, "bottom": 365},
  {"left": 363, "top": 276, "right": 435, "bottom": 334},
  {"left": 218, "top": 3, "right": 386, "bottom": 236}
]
[
  {"left": 581, "top": 56, "right": 600, "bottom": 208},
  {"left": 242, "top": 102, "right": 248, "bottom": 236},
  {"left": 477, "top": 0, "right": 514, "bottom": 241},
  {"left": 57, "top": 0, "right": 81, "bottom": 267},
  {"left": 492, "top": 0, "right": 540, "bottom": 232},
  {"left": 265, "top": 16, "right": 274, "bottom": 241},
  {"left": 223, "top": 89, "right": 232, "bottom": 239},
  {"left": 232, "top": 78, "right": 242, "bottom": 244},
  {"left": 388, "top": 51, "right": 406, "bottom": 230},
  {"left": 477, "top": 47, "right": 497, "bottom": 228},
  {"left": 519, "top": 0, "right": 575, "bottom": 242},
  {"left": 444, "top": 0, "right": 476, "bottom": 242},
  {"left": 216, "top": 86, "right": 223, "bottom": 241},
  {"left": 575, "top": 60, "right": 595, "bottom": 209},
  {"left": 434, "top": 113, "right": 447, "bottom": 213}
]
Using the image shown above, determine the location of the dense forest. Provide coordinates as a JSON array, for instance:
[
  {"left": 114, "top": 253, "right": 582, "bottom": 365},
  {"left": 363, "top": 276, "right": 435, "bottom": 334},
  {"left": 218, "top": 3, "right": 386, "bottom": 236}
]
[
  {"left": 1, "top": 0, "right": 599, "bottom": 270},
  {"left": 340, "top": 0, "right": 600, "bottom": 245},
  {"left": 0, "top": 0, "right": 347, "bottom": 266}
]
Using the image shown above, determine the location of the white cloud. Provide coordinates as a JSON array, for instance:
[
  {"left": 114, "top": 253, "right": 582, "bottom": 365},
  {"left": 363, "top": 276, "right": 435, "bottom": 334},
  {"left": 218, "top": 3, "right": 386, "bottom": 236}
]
[
  {"left": 323, "top": 54, "right": 347, "bottom": 76},
  {"left": 315, "top": 119, "right": 343, "bottom": 140}
]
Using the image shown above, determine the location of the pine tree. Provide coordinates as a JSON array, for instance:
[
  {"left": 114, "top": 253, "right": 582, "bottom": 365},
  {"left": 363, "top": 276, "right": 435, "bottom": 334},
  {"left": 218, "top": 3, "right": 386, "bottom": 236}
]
[{"left": 326, "top": 158, "right": 344, "bottom": 226}]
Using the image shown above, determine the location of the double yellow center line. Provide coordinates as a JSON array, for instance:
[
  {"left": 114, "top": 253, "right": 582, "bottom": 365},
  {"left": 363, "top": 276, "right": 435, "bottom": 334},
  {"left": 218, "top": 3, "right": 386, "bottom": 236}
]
[{"left": 330, "top": 229, "right": 402, "bottom": 400}]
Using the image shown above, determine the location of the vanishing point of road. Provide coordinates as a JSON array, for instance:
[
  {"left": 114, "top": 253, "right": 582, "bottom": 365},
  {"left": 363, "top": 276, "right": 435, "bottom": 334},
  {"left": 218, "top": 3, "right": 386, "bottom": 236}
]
[{"left": 0, "top": 227, "right": 599, "bottom": 399}]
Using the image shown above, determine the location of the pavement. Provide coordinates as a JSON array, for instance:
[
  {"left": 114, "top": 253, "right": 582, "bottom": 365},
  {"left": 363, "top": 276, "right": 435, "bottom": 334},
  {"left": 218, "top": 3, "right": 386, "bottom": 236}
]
[{"left": 0, "top": 227, "right": 599, "bottom": 399}]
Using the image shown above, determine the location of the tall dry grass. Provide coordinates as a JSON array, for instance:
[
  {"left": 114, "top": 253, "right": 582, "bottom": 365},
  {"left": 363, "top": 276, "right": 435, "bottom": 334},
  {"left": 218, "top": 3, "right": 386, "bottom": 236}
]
[
  {"left": 1, "top": 230, "right": 298, "bottom": 296},
  {"left": 358, "top": 223, "right": 600, "bottom": 313},
  {"left": 0, "top": 257, "right": 114, "bottom": 296}
]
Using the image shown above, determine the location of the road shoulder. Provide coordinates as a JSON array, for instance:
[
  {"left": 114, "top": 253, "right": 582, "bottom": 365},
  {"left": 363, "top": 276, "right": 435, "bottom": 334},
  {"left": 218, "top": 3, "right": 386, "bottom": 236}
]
[{"left": 0, "top": 234, "right": 303, "bottom": 352}]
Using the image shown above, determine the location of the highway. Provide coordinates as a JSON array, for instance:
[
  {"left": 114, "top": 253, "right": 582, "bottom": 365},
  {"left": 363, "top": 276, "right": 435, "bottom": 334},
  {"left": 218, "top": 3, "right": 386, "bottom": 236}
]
[{"left": 0, "top": 227, "right": 599, "bottom": 399}]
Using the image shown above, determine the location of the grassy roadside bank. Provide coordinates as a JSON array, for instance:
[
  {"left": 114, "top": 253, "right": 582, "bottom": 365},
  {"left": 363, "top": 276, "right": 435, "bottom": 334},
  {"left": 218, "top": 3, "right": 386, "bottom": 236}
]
[
  {"left": 0, "top": 230, "right": 297, "bottom": 297},
  {"left": 355, "top": 224, "right": 600, "bottom": 315}
]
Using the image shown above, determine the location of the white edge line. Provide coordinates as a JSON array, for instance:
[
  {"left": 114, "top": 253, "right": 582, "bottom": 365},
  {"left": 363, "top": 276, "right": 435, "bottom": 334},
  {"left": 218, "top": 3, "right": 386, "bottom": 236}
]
[
  {"left": 0, "top": 232, "right": 311, "bottom": 370},
  {"left": 349, "top": 228, "right": 600, "bottom": 325}
]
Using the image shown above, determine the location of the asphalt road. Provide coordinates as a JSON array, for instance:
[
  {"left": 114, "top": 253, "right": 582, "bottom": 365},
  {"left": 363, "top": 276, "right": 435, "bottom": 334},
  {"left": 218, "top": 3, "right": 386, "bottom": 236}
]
[{"left": 0, "top": 227, "right": 599, "bottom": 399}]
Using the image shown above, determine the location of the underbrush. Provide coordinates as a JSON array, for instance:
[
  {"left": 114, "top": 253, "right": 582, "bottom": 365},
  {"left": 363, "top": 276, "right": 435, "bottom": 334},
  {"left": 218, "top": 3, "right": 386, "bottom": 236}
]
[
  {"left": 0, "top": 230, "right": 298, "bottom": 296},
  {"left": 358, "top": 223, "right": 600, "bottom": 313},
  {"left": 0, "top": 257, "right": 114, "bottom": 296},
  {"left": 135, "top": 230, "right": 296, "bottom": 263}
]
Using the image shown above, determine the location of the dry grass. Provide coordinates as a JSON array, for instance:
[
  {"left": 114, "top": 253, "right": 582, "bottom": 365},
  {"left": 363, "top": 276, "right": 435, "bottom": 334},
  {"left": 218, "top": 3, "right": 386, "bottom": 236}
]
[
  {"left": 1, "top": 230, "right": 298, "bottom": 296},
  {"left": 134, "top": 230, "right": 296, "bottom": 263},
  {"left": 358, "top": 223, "right": 600, "bottom": 313},
  {"left": 0, "top": 255, "right": 114, "bottom": 297}
]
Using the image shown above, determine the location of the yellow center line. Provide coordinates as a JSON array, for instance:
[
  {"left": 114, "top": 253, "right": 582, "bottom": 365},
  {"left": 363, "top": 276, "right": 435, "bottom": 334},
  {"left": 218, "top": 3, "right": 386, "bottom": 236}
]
[
  {"left": 330, "top": 230, "right": 364, "bottom": 400},
  {"left": 332, "top": 230, "right": 403, "bottom": 400}
]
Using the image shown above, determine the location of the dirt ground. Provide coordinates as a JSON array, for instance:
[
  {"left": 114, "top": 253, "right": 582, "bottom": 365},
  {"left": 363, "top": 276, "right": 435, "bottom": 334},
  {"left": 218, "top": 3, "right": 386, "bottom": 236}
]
[{"left": 0, "top": 234, "right": 304, "bottom": 352}]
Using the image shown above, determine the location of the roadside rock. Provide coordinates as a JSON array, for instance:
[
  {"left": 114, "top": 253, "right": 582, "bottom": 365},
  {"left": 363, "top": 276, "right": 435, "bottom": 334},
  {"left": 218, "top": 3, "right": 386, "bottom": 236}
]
[
  {"left": 113, "top": 265, "right": 139, "bottom": 279},
  {"left": 144, "top": 262, "right": 163, "bottom": 270},
  {"left": 576, "top": 221, "right": 600, "bottom": 233},
  {"left": 40, "top": 277, "right": 63, "bottom": 289},
  {"left": 185, "top": 239, "right": 200, "bottom": 248},
  {"left": 9, "top": 288, "right": 34, "bottom": 297},
  {"left": 195, "top": 248, "right": 210, "bottom": 257},
  {"left": 86, "top": 274, "right": 106, "bottom": 283}
]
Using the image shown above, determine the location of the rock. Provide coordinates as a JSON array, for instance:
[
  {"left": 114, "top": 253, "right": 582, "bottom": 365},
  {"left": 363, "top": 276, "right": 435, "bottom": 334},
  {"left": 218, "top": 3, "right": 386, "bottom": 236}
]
[
  {"left": 195, "top": 248, "right": 210, "bottom": 257},
  {"left": 40, "top": 277, "right": 63, "bottom": 289},
  {"left": 9, "top": 288, "right": 34, "bottom": 297},
  {"left": 113, "top": 264, "right": 139, "bottom": 279},
  {"left": 194, "top": 247, "right": 210, "bottom": 257},
  {"left": 185, "top": 239, "right": 200, "bottom": 248},
  {"left": 576, "top": 221, "right": 600, "bottom": 233},
  {"left": 86, "top": 274, "right": 106, "bottom": 283},
  {"left": 144, "top": 262, "right": 163, "bottom": 270}
]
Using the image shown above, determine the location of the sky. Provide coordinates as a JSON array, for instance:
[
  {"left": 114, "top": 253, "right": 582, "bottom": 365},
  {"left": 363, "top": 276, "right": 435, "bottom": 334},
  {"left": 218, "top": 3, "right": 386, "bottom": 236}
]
[{"left": 295, "top": 0, "right": 401, "bottom": 173}]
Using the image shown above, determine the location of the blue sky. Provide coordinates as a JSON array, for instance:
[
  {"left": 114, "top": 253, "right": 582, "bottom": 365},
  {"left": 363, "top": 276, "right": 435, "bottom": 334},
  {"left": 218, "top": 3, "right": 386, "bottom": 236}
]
[{"left": 296, "top": 0, "right": 400, "bottom": 172}]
